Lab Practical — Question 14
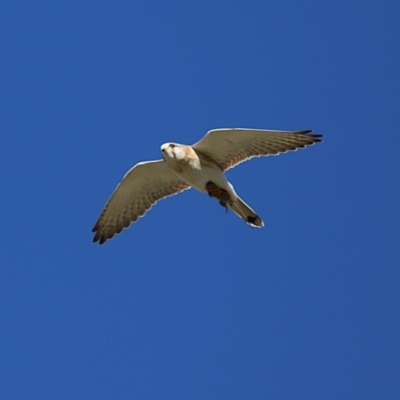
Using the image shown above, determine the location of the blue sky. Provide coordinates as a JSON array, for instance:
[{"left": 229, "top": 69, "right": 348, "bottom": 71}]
[{"left": 1, "top": 1, "right": 399, "bottom": 398}]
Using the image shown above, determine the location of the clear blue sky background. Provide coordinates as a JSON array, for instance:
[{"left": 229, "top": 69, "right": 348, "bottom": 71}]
[{"left": 1, "top": 1, "right": 399, "bottom": 399}]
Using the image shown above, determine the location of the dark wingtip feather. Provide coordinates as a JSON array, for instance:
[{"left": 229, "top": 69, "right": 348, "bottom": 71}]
[
  {"left": 298, "top": 130, "right": 323, "bottom": 137},
  {"left": 93, "top": 231, "right": 107, "bottom": 245},
  {"left": 311, "top": 135, "right": 323, "bottom": 142},
  {"left": 300, "top": 130, "right": 324, "bottom": 143}
]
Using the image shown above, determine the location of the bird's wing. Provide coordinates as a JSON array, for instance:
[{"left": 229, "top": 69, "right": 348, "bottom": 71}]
[
  {"left": 193, "top": 128, "right": 322, "bottom": 171},
  {"left": 92, "top": 160, "right": 190, "bottom": 244}
]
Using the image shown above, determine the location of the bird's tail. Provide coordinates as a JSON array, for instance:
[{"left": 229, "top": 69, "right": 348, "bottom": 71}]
[{"left": 228, "top": 196, "right": 264, "bottom": 228}]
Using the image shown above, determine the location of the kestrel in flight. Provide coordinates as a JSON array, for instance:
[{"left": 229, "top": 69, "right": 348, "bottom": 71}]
[{"left": 92, "top": 128, "right": 322, "bottom": 244}]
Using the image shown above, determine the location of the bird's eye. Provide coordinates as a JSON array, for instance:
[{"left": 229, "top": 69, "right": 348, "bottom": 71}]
[{"left": 170, "top": 144, "right": 175, "bottom": 148}]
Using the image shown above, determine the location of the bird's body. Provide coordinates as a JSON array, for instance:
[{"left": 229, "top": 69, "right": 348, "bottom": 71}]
[
  {"left": 161, "top": 143, "right": 230, "bottom": 193},
  {"left": 160, "top": 142, "right": 259, "bottom": 226},
  {"left": 92, "top": 128, "right": 322, "bottom": 244}
]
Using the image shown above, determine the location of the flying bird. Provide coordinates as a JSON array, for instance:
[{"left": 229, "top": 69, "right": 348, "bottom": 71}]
[{"left": 92, "top": 128, "right": 322, "bottom": 244}]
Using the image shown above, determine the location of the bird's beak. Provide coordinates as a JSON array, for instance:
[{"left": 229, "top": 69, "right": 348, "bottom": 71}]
[{"left": 161, "top": 145, "right": 166, "bottom": 161}]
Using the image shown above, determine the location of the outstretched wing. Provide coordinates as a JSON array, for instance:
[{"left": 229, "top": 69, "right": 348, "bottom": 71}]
[
  {"left": 92, "top": 160, "right": 189, "bottom": 244},
  {"left": 193, "top": 128, "right": 322, "bottom": 171}
]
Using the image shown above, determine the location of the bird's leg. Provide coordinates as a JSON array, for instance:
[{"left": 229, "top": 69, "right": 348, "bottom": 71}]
[
  {"left": 219, "top": 200, "right": 229, "bottom": 213},
  {"left": 219, "top": 191, "right": 232, "bottom": 213},
  {"left": 205, "top": 181, "right": 220, "bottom": 199},
  {"left": 206, "top": 181, "right": 232, "bottom": 213}
]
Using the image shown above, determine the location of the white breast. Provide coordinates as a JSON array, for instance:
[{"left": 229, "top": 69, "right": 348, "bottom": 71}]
[{"left": 176, "top": 163, "right": 229, "bottom": 193}]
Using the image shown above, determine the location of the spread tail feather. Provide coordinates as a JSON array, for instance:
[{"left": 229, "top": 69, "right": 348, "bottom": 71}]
[{"left": 228, "top": 196, "right": 264, "bottom": 228}]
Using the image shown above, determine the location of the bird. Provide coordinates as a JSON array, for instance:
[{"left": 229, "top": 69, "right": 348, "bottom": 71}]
[{"left": 92, "top": 128, "right": 322, "bottom": 244}]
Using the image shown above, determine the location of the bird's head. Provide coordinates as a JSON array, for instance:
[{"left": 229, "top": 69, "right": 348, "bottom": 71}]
[{"left": 161, "top": 143, "right": 186, "bottom": 163}]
